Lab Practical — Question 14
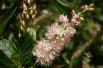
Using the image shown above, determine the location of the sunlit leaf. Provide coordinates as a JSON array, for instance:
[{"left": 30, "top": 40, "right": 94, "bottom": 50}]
[{"left": 0, "top": 39, "right": 20, "bottom": 67}]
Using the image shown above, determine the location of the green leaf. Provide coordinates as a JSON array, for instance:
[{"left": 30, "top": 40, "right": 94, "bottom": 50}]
[
  {"left": 0, "top": 39, "right": 20, "bottom": 67},
  {"left": 27, "top": 25, "right": 36, "bottom": 41},
  {"left": 0, "top": 50, "right": 16, "bottom": 67},
  {"left": 0, "top": 8, "right": 16, "bottom": 36},
  {"left": 0, "top": 39, "right": 17, "bottom": 58},
  {"left": 17, "top": 26, "right": 36, "bottom": 66}
]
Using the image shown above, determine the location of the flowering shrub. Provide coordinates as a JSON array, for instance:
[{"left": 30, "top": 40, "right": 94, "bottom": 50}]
[{"left": 0, "top": 0, "right": 102, "bottom": 68}]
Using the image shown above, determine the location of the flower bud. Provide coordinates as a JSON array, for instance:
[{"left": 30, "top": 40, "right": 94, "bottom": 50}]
[
  {"left": 23, "top": 10, "right": 26, "bottom": 15},
  {"left": 22, "top": 21, "right": 25, "bottom": 26},
  {"left": 80, "top": 17, "right": 84, "bottom": 20},
  {"left": 23, "top": 3, "right": 27, "bottom": 11},
  {"left": 81, "top": 6, "right": 84, "bottom": 11},
  {"left": 89, "top": 3, "right": 94, "bottom": 7},
  {"left": 26, "top": 14, "right": 29, "bottom": 19},
  {"left": 32, "top": 15, "right": 35, "bottom": 19},
  {"left": 71, "top": 19, "right": 76, "bottom": 23},
  {"left": 75, "top": 15, "right": 79, "bottom": 19},
  {"left": 27, "top": 0, "right": 31, "bottom": 4},
  {"left": 89, "top": 8, "right": 94, "bottom": 11},
  {"left": 71, "top": 10, "right": 75, "bottom": 15},
  {"left": 30, "top": 10, "right": 33, "bottom": 15},
  {"left": 74, "top": 22, "right": 79, "bottom": 26},
  {"left": 20, "top": 26, "right": 24, "bottom": 30},
  {"left": 33, "top": 5, "right": 36, "bottom": 10},
  {"left": 85, "top": 5, "right": 88, "bottom": 10}
]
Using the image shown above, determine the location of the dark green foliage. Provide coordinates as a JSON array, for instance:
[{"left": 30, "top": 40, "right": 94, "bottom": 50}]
[
  {"left": 16, "top": 30, "right": 36, "bottom": 66},
  {"left": 0, "top": 8, "right": 16, "bottom": 36},
  {"left": 0, "top": 0, "right": 103, "bottom": 68}
]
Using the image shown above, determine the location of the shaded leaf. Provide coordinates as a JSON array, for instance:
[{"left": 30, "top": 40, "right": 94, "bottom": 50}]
[
  {"left": 0, "top": 50, "right": 16, "bottom": 67},
  {"left": 0, "top": 8, "right": 16, "bottom": 36},
  {"left": 17, "top": 26, "right": 36, "bottom": 66}
]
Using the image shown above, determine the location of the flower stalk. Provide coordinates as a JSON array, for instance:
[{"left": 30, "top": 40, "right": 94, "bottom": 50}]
[{"left": 32, "top": 3, "right": 94, "bottom": 65}]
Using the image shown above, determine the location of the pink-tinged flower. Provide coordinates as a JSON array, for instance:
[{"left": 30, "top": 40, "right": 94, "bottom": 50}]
[
  {"left": 71, "top": 19, "right": 80, "bottom": 26},
  {"left": 71, "top": 10, "right": 75, "bottom": 15},
  {"left": 89, "top": 3, "right": 94, "bottom": 7},
  {"left": 45, "top": 23, "right": 65, "bottom": 39},
  {"left": 32, "top": 39, "right": 66, "bottom": 65},
  {"left": 62, "top": 26, "right": 76, "bottom": 44},
  {"left": 23, "top": 3, "right": 27, "bottom": 11},
  {"left": 75, "top": 14, "right": 79, "bottom": 19},
  {"left": 59, "top": 15, "right": 69, "bottom": 22},
  {"left": 32, "top": 39, "right": 54, "bottom": 65},
  {"left": 74, "top": 22, "right": 80, "bottom": 26},
  {"left": 89, "top": 8, "right": 94, "bottom": 11},
  {"left": 81, "top": 6, "right": 85, "bottom": 11},
  {"left": 71, "top": 19, "right": 76, "bottom": 23},
  {"left": 33, "top": 21, "right": 76, "bottom": 65},
  {"left": 32, "top": 3, "right": 95, "bottom": 65}
]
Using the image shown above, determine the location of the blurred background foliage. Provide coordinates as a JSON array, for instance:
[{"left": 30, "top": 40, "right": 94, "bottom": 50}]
[{"left": 0, "top": 0, "right": 103, "bottom": 68}]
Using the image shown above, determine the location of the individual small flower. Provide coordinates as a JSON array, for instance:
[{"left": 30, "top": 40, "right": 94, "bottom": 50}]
[
  {"left": 71, "top": 19, "right": 76, "bottom": 23},
  {"left": 71, "top": 10, "right": 75, "bottom": 15},
  {"left": 80, "top": 17, "right": 84, "bottom": 20},
  {"left": 23, "top": 3, "right": 27, "bottom": 11},
  {"left": 71, "top": 19, "right": 80, "bottom": 26},
  {"left": 27, "top": 0, "right": 31, "bottom": 4},
  {"left": 89, "top": 3, "right": 94, "bottom": 7},
  {"left": 45, "top": 23, "right": 65, "bottom": 39},
  {"left": 84, "top": 5, "right": 88, "bottom": 10},
  {"left": 75, "top": 14, "right": 79, "bottom": 19},
  {"left": 89, "top": 8, "right": 94, "bottom": 11},
  {"left": 59, "top": 15, "right": 69, "bottom": 22},
  {"left": 74, "top": 22, "right": 80, "bottom": 26},
  {"left": 81, "top": 6, "right": 85, "bottom": 11}
]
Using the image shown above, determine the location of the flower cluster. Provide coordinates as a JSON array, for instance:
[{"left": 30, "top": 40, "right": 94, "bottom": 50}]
[
  {"left": 32, "top": 22, "right": 76, "bottom": 65},
  {"left": 19, "top": 0, "right": 37, "bottom": 30},
  {"left": 32, "top": 3, "right": 94, "bottom": 65},
  {"left": 70, "top": 3, "right": 94, "bottom": 26}
]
